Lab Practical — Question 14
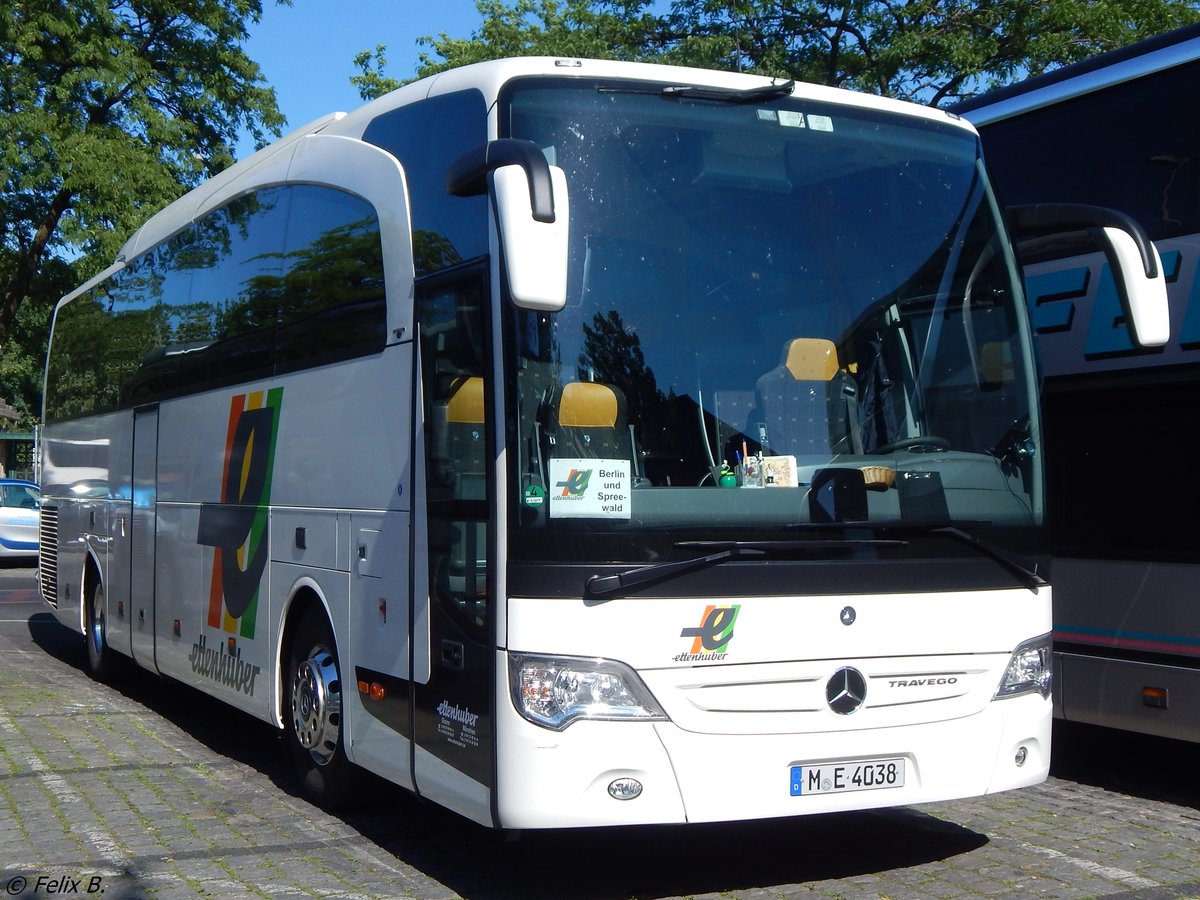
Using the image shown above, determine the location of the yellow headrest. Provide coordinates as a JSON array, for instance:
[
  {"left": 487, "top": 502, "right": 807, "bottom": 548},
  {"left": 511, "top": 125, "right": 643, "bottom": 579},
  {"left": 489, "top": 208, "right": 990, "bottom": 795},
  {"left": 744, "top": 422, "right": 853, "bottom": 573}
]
[
  {"left": 446, "top": 376, "right": 485, "bottom": 424},
  {"left": 784, "top": 338, "right": 839, "bottom": 381},
  {"left": 559, "top": 382, "right": 619, "bottom": 428}
]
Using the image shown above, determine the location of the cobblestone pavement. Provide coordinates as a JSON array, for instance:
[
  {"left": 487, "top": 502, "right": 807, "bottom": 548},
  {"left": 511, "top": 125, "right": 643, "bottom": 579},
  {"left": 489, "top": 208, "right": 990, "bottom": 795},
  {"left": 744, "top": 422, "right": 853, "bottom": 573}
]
[{"left": 2, "top": 568, "right": 1199, "bottom": 899}]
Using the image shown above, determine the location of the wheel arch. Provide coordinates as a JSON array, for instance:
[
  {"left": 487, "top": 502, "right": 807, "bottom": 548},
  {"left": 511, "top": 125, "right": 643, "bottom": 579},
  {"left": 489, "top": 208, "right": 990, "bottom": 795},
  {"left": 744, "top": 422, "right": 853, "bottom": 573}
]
[
  {"left": 274, "top": 576, "right": 336, "bottom": 730},
  {"left": 78, "top": 545, "right": 105, "bottom": 637}
]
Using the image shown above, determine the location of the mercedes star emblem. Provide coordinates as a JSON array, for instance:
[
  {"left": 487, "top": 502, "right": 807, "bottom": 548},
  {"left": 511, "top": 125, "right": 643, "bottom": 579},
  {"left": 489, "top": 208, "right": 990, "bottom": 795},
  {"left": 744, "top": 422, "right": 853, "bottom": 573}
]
[{"left": 826, "top": 667, "right": 867, "bottom": 715}]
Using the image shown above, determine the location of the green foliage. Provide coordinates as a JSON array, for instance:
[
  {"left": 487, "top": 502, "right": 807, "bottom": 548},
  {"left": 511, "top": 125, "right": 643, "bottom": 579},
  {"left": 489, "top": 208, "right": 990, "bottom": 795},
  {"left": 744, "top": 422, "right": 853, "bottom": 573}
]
[
  {"left": 351, "top": 44, "right": 405, "bottom": 101},
  {"left": 353, "top": 0, "right": 667, "bottom": 98},
  {"left": 0, "top": 0, "right": 289, "bottom": 397},
  {"left": 0, "top": 257, "right": 72, "bottom": 427},
  {"left": 355, "top": 0, "right": 1200, "bottom": 105},
  {"left": 663, "top": 0, "right": 1200, "bottom": 103},
  {"left": 415, "top": 0, "right": 664, "bottom": 77}
]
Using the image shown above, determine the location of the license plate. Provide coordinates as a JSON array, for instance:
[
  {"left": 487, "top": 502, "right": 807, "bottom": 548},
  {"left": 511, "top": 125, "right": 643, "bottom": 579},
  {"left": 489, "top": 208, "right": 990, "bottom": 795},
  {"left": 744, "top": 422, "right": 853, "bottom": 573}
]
[{"left": 790, "top": 758, "right": 906, "bottom": 796}]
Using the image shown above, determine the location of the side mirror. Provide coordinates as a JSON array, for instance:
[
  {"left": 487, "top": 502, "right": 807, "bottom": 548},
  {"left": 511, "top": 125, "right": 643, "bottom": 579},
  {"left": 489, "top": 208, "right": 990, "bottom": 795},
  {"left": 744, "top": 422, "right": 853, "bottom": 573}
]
[
  {"left": 1006, "top": 204, "right": 1169, "bottom": 348},
  {"left": 447, "top": 139, "right": 569, "bottom": 312}
]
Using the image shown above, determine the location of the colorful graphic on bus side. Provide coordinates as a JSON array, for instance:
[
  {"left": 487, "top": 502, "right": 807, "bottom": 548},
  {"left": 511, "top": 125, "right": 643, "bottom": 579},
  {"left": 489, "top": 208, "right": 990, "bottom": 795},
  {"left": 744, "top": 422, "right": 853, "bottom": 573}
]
[{"left": 196, "top": 388, "right": 284, "bottom": 639}]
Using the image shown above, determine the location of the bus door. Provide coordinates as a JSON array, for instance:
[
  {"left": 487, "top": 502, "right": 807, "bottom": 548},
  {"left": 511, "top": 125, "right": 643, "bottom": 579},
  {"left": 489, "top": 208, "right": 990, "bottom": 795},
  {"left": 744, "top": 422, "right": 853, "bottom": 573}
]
[
  {"left": 125, "top": 405, "right": 159, "bottom": 671},
  {"left": 411, "top": 266, "right": 495, "bottom": 824}
]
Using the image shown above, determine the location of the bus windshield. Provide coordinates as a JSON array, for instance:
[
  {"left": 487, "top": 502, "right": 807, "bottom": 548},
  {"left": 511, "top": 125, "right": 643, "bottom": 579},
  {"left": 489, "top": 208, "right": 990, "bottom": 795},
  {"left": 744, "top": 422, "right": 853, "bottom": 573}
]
[{"left": 502, "top": 79, "right": 1040, "bottom": 549}]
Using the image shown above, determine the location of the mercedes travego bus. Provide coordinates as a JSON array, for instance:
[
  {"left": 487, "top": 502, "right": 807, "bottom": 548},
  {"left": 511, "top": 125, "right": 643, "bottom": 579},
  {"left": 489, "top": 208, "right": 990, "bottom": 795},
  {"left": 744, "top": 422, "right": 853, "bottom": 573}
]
[{"left": 37, "top": 56, "right": 1168, "bottom": 830}]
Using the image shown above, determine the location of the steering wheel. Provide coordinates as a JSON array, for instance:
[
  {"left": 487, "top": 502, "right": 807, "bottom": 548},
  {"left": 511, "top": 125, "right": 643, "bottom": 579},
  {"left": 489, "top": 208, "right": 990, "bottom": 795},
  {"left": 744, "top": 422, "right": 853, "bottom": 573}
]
[{"left": 874, "top": 436, "right": 951, "bottom": 454}]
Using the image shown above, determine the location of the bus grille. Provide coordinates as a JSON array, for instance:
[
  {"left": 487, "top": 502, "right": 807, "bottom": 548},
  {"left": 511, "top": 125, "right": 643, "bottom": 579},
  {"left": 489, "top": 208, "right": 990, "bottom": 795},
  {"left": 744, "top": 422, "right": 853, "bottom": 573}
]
[{"left": 38, "top": 505, "right": 58, "bottom": 609}]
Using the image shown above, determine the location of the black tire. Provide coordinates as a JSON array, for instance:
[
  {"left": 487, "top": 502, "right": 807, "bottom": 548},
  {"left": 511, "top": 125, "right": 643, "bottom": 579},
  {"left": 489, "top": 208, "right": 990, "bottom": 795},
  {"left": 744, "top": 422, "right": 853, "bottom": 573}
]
[
  {"left": 284, "top": 605, "right": 357, "bottom": 807},
  {"left": 84, "top": 580, "right": 113, "bottom": 682}
]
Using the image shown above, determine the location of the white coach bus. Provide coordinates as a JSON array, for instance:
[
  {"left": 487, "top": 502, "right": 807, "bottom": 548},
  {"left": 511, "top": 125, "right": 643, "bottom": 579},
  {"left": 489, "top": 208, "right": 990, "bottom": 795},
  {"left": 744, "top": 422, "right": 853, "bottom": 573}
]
[
  {"left": 37, "top": 57, "right": 1167, "bottom": 829},
  {"left": 955, "top": 24, "right": 1200, "bottom": 744}
]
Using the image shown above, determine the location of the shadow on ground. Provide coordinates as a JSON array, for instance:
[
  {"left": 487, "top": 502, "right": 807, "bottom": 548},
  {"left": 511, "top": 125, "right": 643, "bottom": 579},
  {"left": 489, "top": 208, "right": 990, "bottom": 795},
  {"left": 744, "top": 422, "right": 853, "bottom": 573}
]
[
  {"left": 1051, "top": 718, "right": 1200, "bottom": 811},
  {"left": 28, "top": 610, "right": 992, "bottom": 899}
]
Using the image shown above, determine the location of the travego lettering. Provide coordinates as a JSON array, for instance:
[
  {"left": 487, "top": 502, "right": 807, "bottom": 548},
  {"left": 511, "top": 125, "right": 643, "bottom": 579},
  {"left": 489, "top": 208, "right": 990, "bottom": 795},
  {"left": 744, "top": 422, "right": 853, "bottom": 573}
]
[{"left": 887, "top": 677, "right": 958, "bottom": 688}]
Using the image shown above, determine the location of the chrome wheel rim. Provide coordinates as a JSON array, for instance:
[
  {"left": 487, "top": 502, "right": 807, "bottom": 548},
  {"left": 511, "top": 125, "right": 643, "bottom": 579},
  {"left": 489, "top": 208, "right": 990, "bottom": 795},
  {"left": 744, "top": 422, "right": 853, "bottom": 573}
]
[
  {"left": 89, "top": 587, "right": 105, "bottom": 656},
  {"left": 291, "top": 644, "right": 342, "bottom": 766}
]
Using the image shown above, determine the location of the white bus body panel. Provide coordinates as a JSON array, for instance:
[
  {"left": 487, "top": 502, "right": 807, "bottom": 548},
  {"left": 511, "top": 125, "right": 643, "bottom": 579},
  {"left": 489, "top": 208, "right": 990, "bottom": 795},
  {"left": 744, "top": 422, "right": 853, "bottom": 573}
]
[
  {"left": 146, "top": 346, "right": 413, "bottom": 724},
  {"left": 497, "top": 588, "right": 1051, "bottom": 828}
]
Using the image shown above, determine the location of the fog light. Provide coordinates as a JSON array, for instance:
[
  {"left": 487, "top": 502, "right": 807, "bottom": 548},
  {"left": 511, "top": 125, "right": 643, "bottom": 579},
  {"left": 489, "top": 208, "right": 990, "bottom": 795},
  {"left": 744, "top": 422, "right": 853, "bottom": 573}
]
[
  {"left": 1014, "top": 746, "right": 1028, "bottom": 767},
  {"left": 608, "top": 778, "right": 643, "bottom": 800}
]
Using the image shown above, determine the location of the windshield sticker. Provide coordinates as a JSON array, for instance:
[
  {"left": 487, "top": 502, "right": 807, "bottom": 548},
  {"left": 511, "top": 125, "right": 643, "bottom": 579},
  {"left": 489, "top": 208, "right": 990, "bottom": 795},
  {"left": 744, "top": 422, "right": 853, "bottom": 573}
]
[
  {"left": 677, "top": 605, "right": 741, "bottom": 662},
  {"left": 778, "top": 110, "right": 806, "bottom": 129},
  {"left": 807, "top": 114, "right": 835, "bottom": 132},
  {"left": 548, "top": 458, "right": 631, "bottom": 519}
]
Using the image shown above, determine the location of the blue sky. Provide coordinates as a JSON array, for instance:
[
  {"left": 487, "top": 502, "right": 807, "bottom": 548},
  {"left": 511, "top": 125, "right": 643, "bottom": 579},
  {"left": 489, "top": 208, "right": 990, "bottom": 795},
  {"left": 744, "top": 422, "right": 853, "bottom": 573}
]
[{"left": 236, "top": 0, "right": 485, "bottom": 157}]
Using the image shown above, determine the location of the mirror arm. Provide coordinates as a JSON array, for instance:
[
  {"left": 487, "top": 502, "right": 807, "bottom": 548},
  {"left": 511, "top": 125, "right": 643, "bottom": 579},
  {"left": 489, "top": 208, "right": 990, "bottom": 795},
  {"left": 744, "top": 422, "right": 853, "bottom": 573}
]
[
  {"left": 1006, "top": 203, "right": 1158, "bottom": 279},
  {"left": 446, "top": 139, "right": 556, "bottom": 223}
]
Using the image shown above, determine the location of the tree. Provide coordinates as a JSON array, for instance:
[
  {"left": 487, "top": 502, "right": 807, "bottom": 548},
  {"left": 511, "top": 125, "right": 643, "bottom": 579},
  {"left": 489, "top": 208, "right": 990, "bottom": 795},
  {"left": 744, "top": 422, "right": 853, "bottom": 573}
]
[
  {"left": 352, "top": 0, "right": 663, "bottom": 99},
  {"left": 577, "top": 309, "right": 665, "bottom": 424},
  {"left": 0, "top": 0, "right": 288, "bottom": 359},
  {"left": 0, "top": 256, "right": 73, "bottom": 426},
  {"left": 664, "top": 0, "right": 1200, "bottom": 104},
  {"left": 354, "top": 0, "right": 1200, "bottom": 106}
]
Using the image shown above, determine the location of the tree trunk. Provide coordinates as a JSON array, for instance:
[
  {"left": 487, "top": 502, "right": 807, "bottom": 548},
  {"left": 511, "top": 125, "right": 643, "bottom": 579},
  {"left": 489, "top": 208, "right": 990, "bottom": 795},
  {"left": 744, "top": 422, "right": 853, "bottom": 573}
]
[{"left": 0, "top": 187, "right": 74, "bottom": 344}]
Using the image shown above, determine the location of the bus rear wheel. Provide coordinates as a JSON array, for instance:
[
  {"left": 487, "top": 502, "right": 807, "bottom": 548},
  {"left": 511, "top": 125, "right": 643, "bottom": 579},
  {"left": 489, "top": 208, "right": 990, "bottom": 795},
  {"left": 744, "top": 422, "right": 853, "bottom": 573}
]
[{"left": 285, "top": 606, "right": 356, "bottom": 806}]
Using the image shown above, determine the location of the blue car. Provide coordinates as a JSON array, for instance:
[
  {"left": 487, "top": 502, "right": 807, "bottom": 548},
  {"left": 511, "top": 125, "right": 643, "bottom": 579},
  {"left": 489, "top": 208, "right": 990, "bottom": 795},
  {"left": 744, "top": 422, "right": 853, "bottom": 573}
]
[{"left": 0, "top": 479, "right": 40, "bottom": 558}]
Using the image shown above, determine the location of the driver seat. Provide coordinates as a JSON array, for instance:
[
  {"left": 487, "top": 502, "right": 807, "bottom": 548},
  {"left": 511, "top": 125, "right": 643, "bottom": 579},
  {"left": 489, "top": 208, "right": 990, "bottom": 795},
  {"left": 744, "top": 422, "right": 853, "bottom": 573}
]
[{"left": 755, "top": 338, "right": 856, "bottom": 457}]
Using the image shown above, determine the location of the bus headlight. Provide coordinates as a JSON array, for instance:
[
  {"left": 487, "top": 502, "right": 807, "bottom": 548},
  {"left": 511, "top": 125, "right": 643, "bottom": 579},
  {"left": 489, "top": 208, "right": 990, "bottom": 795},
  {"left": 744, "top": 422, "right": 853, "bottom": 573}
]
[
  {"left": 510, "top": 653, "right": 668, "bottom": 730},
  {"left": 995, "top": 633, "right": 1052, "bottom": 699}
]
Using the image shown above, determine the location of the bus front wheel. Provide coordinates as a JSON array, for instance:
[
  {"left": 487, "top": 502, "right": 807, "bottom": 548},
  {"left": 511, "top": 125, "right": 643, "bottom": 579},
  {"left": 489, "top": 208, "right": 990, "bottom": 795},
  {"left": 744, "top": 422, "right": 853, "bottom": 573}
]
[
  {"left": 85, "top": 580, "right": 113, "bottom": 682},
  {"left": 285, "top": 606, "right": 355, "bottom": 806}
]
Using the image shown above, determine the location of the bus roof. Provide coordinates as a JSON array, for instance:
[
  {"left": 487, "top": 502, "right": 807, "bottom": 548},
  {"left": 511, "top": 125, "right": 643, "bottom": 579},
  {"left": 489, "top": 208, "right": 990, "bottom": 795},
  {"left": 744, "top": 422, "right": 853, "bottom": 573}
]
[
  {"left": 952, "top": 22, "right": 1200, "bottom": 125},
  {"left": 115, "top": 56, "right": 973, "bottom": 268}
]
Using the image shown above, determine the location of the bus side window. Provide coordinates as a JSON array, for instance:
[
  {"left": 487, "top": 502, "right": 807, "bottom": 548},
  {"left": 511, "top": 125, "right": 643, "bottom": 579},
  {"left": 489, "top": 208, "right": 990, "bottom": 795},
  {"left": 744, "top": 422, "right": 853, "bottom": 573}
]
[
  {"left": 275, "top": 185, "right": 387, "bottom": 371},
  {"left": 362, "top": 90, "right": 489, "bottom": 278}
]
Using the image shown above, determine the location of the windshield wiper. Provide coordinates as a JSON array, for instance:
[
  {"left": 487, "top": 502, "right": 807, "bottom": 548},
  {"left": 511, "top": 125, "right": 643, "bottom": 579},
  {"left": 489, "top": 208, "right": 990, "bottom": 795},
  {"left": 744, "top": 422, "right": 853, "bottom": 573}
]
[
  {"left": 930, "top": 525, "right": 1047, "bottom": 593},
  {"left": 583, "top": 537, "right": 905, "bottom": 601},
  {"left": 597, "top": 80, "right": 796, "bottom": 104},
  {"left": 787, "top": 519, "right": 1046, "bottom": 593}
]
